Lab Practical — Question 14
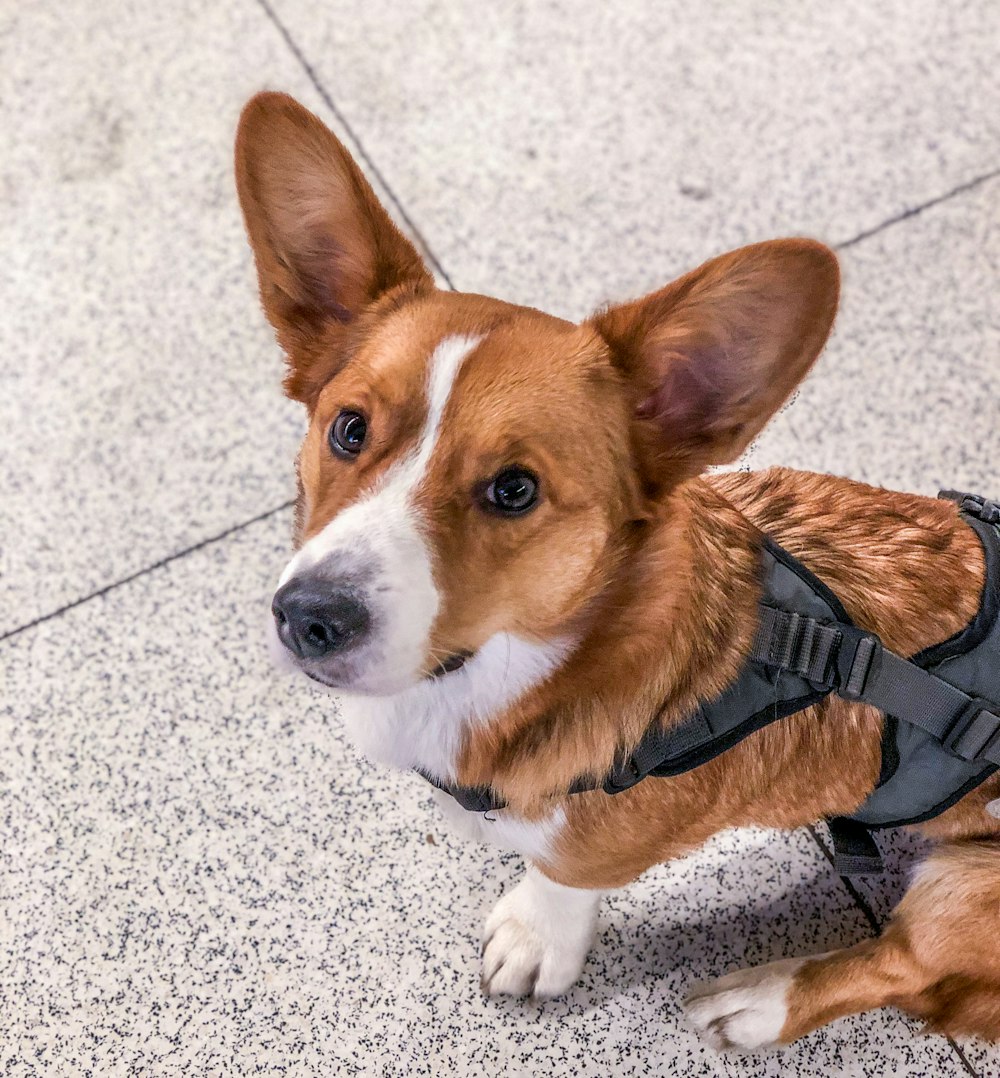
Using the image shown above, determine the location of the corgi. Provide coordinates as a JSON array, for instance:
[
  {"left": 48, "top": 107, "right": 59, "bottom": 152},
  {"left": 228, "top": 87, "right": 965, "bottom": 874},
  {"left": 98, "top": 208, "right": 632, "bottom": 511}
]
[{"left": 235, "top": 91, "right": 1000, "bottom": 1049}]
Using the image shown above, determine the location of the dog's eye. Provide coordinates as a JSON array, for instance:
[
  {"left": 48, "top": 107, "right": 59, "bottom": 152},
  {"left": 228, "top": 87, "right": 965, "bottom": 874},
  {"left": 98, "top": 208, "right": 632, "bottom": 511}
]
[
  {"left": 484, "top": 467, "right": 539, "bottom": 515},
  {"left": 329, "top": 411, "right": 368, "bottom": 458}
]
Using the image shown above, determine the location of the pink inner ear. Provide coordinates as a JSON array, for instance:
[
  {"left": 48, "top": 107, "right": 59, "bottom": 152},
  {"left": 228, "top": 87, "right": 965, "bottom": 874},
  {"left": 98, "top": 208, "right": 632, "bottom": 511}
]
[{"left": 636, "top": 342, "right": 733, "bottom": 442}]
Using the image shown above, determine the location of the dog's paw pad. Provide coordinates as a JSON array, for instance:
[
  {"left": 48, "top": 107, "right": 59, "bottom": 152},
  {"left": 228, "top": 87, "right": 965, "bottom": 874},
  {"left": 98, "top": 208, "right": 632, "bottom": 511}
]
[{"left": 684, "top": 958, "right": 808, "bottom": 1052}]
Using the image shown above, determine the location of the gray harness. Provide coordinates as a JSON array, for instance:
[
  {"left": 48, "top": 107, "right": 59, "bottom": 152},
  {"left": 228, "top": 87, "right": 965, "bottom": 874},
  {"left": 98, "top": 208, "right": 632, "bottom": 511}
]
[{"left": 421, "top": 491, "right": 1000, "bottom": 875}]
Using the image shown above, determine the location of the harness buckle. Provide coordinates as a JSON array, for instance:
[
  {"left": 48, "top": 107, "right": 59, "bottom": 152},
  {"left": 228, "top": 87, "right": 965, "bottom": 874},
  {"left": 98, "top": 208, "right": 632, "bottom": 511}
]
[
  {"left": 943, "top": 698, "right": 1000, "bottom": 763},
  {"left": 963, "top": 496, "right": 1000, "bottom": 525},
  {"left": 839, "top": 631, "right": 881, "bottom": 699},
  {"left": 939, "top": 490, "right": 1000, "bottom": 525},
  {"left": 751, "top": 606, "right": 841, "bottom": 687}
]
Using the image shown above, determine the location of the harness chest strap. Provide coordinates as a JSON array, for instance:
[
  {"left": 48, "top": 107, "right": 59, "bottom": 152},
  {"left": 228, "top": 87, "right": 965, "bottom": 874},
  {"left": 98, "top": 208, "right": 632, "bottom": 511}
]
[{"left": 420, "top": 491, "right": 1000, "bottom": 877}]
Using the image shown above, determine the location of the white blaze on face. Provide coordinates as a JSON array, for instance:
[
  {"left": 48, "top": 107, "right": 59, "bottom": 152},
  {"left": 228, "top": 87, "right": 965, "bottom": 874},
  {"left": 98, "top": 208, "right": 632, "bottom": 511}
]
[{"left": 273, "top": 334, "right": 481, "bottom": 694}]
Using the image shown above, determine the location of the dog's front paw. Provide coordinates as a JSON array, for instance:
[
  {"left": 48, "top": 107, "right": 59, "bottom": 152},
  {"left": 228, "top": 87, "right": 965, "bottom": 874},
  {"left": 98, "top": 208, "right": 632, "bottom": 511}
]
[
  {"left": 481, "top": 867, "right": 600, "bottom": 1000},
  {"left": 684, "top": 957, "right": 810, "bottom": 1051}
]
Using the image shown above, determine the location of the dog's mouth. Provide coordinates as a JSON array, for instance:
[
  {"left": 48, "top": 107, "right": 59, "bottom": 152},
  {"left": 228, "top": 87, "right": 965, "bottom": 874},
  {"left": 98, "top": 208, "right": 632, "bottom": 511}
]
[
  {"left": 428, "top": 651, "right": 474, "bottom": 679},
  {"left": 303, "top": 669, "right": 340, "bottom": 688},
  {"left": 300, "top": 650, "right": 474, "bottom": 690}
]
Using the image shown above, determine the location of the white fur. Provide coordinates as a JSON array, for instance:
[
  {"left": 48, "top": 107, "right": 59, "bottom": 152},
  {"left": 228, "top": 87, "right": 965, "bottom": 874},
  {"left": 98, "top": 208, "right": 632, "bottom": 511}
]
[
  {"left": 684, "top": 956, "right": 817, "bottom": 1051},
  {"left": 431, "top": 787, "right": 567, "bottom": 863},
  {"left": 335, "top": 631, "right": 572, "bottom": 780},
  {"left": 481, "top": 866, "right": 602, "bottom": 999},
  {"left": 987, "top": 798, "right": 1000, "bottom": 819},
  {"left": 275, "top": 334, "right": 480, "bottom": 694}
]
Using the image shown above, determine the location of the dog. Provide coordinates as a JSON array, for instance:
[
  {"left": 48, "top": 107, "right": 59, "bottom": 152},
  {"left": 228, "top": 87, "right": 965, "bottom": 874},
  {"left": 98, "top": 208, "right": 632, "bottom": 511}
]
[{"left": 234, "top": 91, "right": 1000, "bottom": 1049}]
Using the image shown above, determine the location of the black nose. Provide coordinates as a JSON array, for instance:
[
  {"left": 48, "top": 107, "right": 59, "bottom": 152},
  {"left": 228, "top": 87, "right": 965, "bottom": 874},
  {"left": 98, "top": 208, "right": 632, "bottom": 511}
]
[{"left": 271, "top": 581, "right": 371, "bottom": 660}]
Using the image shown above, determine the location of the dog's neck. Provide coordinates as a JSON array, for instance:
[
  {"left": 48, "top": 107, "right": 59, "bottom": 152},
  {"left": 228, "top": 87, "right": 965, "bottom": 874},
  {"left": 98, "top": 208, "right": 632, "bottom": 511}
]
[{"left": 446, "top": 476, "right": 765, "bottom": 811}]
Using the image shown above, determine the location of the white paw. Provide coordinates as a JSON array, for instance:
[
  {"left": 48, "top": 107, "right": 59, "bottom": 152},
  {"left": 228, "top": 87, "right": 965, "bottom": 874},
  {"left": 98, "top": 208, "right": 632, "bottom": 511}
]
[
  {"left": 481, "top": 867, "right": 601, "bottom": 1000},
  {"left": 684, "top": 957, "right": 810, "bottom": 1051}
]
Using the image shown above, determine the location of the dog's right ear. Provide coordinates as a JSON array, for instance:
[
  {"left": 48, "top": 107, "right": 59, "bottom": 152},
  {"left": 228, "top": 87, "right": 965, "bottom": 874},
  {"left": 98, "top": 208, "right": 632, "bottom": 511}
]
[{"left": 235, "top": 92, "right": 433, "bottom": 405}]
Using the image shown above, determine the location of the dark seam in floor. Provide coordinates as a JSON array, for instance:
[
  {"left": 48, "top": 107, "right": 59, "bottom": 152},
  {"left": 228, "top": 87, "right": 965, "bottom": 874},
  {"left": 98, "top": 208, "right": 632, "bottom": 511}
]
[
  {"left": 1, "top": 0, "right": 463, "bottom": 646},
  {"left": 835, "top": 166, "right": 1000, "bottom": 251},
  {"left": 252, "top": 0, "right": 457, "bottom": 292},
  {"left": 951, "top": 1041, "right": 981, "bottom": 1078},
  {"left": 805, "top": 824, "right": 981, "bottom": 1077},
  {"left": 0, "top": 499, "right": 295, "bottom": 646}
]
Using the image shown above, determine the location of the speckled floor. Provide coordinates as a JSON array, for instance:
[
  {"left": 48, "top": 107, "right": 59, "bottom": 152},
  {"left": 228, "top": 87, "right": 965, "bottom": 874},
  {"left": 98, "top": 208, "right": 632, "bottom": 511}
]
[{"left": 2, "top": 1, "right": 999, "bottom": 1075}]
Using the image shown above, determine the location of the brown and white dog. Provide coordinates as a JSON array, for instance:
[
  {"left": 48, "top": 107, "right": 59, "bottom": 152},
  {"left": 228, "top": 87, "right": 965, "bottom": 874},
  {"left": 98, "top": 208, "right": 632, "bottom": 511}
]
[{"left": 235, "top": 92, "right": 1000, "bottom": 1049}]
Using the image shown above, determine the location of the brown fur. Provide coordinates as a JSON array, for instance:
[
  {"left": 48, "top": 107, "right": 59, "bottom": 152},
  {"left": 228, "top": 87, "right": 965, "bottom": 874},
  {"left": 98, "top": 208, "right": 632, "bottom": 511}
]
[{"left": 235, "top": 91, "right": 1000, "bottom": 1043}]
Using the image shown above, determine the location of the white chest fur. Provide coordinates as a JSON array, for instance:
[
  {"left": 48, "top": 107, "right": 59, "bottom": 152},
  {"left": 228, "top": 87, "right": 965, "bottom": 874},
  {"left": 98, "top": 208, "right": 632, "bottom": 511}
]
[
  {"left": 430, "top": 787, "right": 566, "bottom": 865},
  {"left": 334, "top": 630, "right": 571, "bottom": 781},
  {"left": 329, "top": 630, "right": 572, "bottom": 865}
]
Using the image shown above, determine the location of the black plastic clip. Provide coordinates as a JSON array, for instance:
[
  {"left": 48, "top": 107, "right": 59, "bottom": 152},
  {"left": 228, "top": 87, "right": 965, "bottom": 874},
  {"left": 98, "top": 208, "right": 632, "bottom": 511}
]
[
  {"left": 943, "top": 698, "right": 1000, "bottom": 764},
  {"left": 602, "top": 756, "right": 645, "bottom": 795},
  {"left": 838, "top": 631, "right": 881, "bottom": 700},
  {"left": 939, "top": 490, "right": 1000, "bottom": 525}
]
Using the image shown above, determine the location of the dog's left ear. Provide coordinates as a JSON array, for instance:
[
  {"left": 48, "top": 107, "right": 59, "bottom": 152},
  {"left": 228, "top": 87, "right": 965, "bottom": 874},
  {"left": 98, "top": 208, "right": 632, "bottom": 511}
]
[{"left": 591, "top": 239, "right": 839, "bottom": 481}]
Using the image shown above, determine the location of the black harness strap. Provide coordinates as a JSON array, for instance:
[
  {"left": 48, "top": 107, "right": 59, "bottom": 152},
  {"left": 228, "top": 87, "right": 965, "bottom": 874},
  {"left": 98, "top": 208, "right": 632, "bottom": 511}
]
[
  {"left": 747, "top": 596, "right": 1000, "bottom": 873},
  {"left": 749, "top": 609, "right": 1000, "bottom": 772},
  {"left": 826, "top": 817, "right": 884, "bottom": 877}
]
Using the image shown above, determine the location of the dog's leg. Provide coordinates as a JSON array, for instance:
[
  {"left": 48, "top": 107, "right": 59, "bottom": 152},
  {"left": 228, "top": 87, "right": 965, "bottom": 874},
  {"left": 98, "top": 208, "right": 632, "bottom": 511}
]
[
  {"left": 481, "top": 864, "right": 603, "bottom": 999},
  {"left": 685, "top": 838, "right": 1000, "bottom": 1049}
]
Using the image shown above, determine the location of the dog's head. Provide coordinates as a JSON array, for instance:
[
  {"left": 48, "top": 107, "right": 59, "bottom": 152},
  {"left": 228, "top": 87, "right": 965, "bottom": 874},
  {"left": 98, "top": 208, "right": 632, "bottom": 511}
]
[{"left": 235, "top": 92, "right": 839, "bottom": 697}]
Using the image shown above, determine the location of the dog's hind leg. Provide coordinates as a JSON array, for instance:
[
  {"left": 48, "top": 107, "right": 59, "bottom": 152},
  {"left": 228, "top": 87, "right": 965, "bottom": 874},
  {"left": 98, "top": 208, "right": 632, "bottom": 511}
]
[{"left": 685, "top": 838, "right": 1000, "bottom": 1049}]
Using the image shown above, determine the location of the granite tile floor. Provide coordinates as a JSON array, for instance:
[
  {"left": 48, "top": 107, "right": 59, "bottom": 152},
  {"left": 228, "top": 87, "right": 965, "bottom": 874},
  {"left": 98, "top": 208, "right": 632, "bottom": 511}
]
[{"left": 1, "top": 1, "right": 998, "bottom": 1075}]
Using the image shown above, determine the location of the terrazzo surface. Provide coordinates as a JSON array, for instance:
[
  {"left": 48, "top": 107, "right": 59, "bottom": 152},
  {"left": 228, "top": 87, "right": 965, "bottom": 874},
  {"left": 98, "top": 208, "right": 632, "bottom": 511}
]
[
  {"left": 268, "top": 0, "right": 1000, "bottom": 316},
  {"left": 2, "top": 1, "right": 999, "bottom": 1075}
]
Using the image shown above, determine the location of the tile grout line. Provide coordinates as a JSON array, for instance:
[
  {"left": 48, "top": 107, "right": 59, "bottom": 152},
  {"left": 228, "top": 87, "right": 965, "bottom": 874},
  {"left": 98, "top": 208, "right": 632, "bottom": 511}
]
[
  {"left": 0, "top": 500, "right": 295, "bottom": 646},
  {"left": 3, "top": 0, "right": 465, "bottom": 648},
  {"left": 834, "top": 165, "right": 1000, "bottom": 251},
  {"left": 951, "top": 1041, "right": 981, "bottom": 1078},
  {"left": 805, "top": 824, "right": 980, "bottom": 1077},
  {"left": 251, "top": 0, "right": 457, "bottom": 291}
]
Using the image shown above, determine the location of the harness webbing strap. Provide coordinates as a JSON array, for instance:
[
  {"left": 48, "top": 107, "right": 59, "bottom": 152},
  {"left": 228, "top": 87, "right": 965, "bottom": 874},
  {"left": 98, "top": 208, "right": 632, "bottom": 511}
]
[
  {"left": 826, "top": 816, "right": 884, "bottom": 876},
  {"left": 855, "top": 648, "right": 1000, "bottom": 767},
  {"left": 750, "top": 608, "right": 1000, "bottom": 770},
  {"left": 751, "top": 606, "right": 840, "bottom": 684}
]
